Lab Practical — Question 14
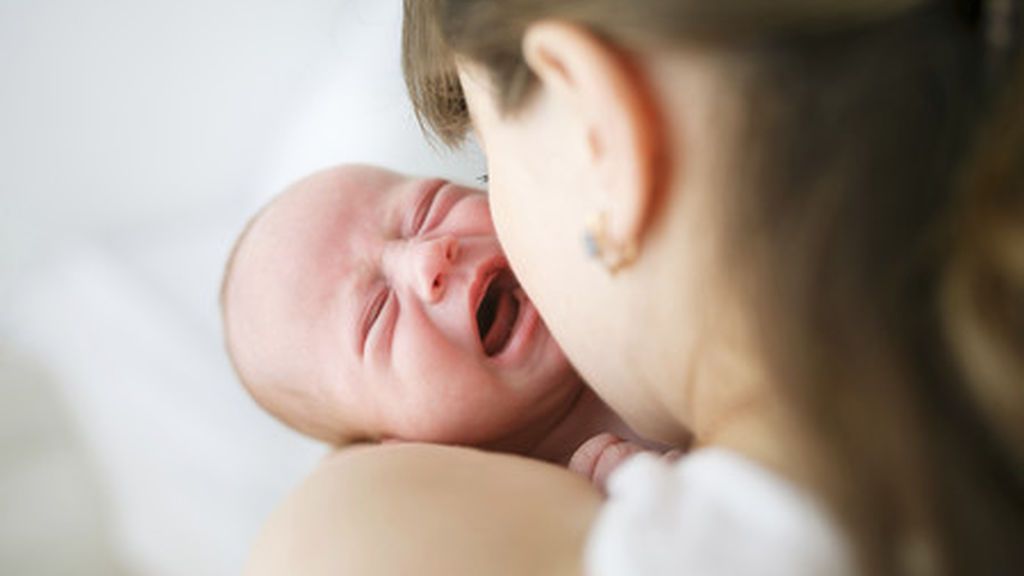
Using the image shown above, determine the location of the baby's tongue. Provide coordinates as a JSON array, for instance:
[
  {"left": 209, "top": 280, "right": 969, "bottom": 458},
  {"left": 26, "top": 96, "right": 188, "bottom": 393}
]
[{"left": 483, "top": 289, "right": 518, "bottom": 356}]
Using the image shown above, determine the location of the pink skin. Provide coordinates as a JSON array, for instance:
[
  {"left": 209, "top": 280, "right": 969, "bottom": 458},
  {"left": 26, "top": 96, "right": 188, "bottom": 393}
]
[
  {"left": 226, "top": 164, "right": 669, "bottom": 486},
  {"left": 569, "top": 433, "right": 686, "bottom": 491}
]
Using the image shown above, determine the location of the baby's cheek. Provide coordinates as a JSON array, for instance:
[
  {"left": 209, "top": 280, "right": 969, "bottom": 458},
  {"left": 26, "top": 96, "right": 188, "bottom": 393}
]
[{"left": 410, "top": 377, "right": 504, "bottom": 444}]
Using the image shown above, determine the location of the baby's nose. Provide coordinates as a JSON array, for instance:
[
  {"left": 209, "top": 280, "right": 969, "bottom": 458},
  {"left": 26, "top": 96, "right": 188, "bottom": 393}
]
[{"left": 409, "top": 234, "right": 460, "bottom": 303}]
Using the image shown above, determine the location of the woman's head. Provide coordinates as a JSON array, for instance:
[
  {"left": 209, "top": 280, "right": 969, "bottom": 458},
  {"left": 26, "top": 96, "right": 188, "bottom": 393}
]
[
  {"left": 407, "top": 0, "right": 810, "bottom": 448},
  {"left": 404, "top": 0, "right": 1024, "bottom": 573}
]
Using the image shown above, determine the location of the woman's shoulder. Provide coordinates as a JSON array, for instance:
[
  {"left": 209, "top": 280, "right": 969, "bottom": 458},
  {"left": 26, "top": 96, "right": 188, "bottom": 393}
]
[{"left": 586, "top": 448, "right": 856, "bottom": 576}]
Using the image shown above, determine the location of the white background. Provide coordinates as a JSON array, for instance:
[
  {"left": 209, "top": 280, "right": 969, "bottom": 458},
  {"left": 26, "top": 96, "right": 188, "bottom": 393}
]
[{"left": 0, "top": 1, "right": 483, "bottom": 574}]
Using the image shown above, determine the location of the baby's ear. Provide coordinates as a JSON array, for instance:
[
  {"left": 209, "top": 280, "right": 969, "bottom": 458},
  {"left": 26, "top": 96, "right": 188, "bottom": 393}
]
[{"left": 379, "top": 437, "right": 404, "bottom": 445}]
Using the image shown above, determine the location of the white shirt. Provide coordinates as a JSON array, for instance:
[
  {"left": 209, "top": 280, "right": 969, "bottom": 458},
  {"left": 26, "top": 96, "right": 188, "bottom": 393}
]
[{"left": 586, "top": 449, "right": 855, "bottom": 576}]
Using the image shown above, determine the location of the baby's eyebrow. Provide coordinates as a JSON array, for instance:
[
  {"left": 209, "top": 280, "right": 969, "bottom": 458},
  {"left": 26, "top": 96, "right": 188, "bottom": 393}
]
[
  {"left": 406, "top": 181, "right": 444, "bottom": 236},
  {"left": 392, "top": 179, "right": 444, "bottom": 237}
]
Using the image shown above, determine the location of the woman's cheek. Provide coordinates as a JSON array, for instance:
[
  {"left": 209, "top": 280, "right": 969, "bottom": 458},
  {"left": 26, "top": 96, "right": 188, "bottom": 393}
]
[{"left": 490, "top": 177, "right": 535, "bottom": 272}]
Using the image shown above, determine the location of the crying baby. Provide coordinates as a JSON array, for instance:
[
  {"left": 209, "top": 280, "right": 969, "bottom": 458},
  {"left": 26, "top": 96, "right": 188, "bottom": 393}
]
[{"left": 221, "top": 164, "right": 677, "bottom": 488}]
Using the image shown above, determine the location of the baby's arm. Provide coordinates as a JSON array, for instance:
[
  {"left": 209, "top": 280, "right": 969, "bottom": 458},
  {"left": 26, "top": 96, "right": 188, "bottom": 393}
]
[{"left": 568, "top": 433, "right": 684, "bottom": 492}]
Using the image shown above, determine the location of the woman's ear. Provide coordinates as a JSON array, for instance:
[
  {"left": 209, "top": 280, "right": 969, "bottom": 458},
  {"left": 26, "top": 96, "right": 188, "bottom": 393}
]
[{"left": 522, "top": 21, "right": 661, "bottom": 252}]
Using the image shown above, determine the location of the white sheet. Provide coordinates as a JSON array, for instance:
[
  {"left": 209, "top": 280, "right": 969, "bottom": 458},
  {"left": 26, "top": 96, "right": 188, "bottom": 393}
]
[{"left": 1, "top": 1, "right": 485, "bottom": 574}]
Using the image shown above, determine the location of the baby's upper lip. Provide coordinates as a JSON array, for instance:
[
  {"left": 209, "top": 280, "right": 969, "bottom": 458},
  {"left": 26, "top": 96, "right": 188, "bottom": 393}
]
[{"left": 467, "top": 253, "right": 509, "bottom": 350}]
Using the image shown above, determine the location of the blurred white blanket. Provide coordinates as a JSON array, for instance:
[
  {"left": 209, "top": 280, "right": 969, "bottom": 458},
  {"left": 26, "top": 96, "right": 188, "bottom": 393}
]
[
  {"left": 1, "top": 1, "right": 484, "bottom": 574},
  {"left": 9, "top": 218, "right": 326, "bottom": 576}
]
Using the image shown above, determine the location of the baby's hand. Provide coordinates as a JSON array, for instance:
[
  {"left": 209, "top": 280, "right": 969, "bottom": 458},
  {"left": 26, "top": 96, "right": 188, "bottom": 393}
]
[{"left": 569, "top": 433, "right": 682, "bottom": 492}]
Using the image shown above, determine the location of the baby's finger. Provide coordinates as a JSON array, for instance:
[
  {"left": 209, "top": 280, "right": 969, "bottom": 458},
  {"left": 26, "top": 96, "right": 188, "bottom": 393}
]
[
  {"left": 568, "top": 433, "right": 621, "bottom": 481},
  {"left": 662, "top": 449, "right": 685, "bottom": 462},
  {"left": 591, "top": 439, "right": 646, "bottom": 491}
]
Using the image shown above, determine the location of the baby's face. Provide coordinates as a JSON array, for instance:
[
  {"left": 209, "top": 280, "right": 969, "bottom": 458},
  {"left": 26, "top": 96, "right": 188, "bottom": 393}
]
[{"left": 225, "top": 165, "right": 581, "bottom": 444}]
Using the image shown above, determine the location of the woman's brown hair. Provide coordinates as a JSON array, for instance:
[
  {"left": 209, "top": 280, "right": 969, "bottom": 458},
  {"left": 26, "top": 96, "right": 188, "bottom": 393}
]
[{"left": 404, "top": 1, "right": 1024, "bottom": 574}]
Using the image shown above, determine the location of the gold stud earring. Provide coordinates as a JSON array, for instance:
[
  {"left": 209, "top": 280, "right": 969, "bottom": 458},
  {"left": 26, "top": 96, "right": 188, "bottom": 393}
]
[{"left": 583, "top": 211, "right": 637, "bottom": 274}]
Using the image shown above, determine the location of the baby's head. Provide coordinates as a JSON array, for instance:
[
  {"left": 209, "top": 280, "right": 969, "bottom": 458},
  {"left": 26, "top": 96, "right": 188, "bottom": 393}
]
[{"left": 222, "top": 164, "right": 581, "bottom": 446}]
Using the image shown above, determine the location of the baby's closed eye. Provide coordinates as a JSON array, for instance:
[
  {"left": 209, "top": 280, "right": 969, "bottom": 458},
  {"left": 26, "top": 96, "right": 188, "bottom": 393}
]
[{"left": 361, "top": 286, "right": 397, "bottom": 357}]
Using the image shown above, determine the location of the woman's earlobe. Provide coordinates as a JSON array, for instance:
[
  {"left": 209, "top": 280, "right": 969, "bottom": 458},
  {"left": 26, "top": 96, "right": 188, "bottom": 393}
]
[
  {"left": 583, "top": 210, "right": 639, "bottom": 274},
  {"left": 523, "top": 21, "right": 661, "bottom": 267}
]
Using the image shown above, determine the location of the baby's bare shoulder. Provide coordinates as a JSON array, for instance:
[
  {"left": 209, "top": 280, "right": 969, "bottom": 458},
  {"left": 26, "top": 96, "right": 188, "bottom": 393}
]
[{"left": 246, "top": 443, "right": 601, "bottom": 576}]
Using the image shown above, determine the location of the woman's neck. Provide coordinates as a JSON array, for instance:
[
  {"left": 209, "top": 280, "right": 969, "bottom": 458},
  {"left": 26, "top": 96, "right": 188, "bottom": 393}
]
[{"left": 687, "top": 344, "right": 818, "bottom": 490}]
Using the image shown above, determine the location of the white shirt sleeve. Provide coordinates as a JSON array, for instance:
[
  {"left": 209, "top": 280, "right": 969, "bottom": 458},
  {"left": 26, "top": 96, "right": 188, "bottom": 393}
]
[{"left": 585, "top": 449, "right": 856, "bottom": 576}]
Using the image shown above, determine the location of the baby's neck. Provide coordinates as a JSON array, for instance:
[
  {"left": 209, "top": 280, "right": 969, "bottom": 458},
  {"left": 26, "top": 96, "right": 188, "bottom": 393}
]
[{"left": 486, "top": 385, "right": 659, "bottom": 465}]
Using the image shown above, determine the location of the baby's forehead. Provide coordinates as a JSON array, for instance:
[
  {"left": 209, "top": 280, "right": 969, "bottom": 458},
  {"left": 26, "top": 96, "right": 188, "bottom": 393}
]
[
  {"left": 269, "top": 168, "right": 403, "bottom": 232},
  {"left": 242, "top": 174, "right": 389, "bottom": 260}
]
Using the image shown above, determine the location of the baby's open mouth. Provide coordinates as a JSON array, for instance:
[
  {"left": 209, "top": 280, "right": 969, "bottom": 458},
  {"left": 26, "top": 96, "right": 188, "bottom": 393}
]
[{"left": 476, "top": 269, "right": 521, "bottom": 357}]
